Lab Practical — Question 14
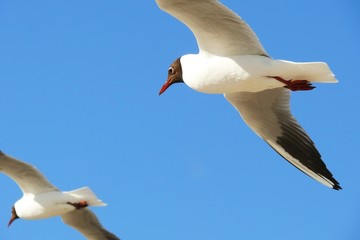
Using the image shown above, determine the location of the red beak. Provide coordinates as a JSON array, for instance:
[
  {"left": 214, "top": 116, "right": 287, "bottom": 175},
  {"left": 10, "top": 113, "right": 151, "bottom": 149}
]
[
  {"left": 159, "top": 80, "right": 171, "bottom": 95},
  {"left": 8, "top": 215, "right": 16, "bottom": 227}
]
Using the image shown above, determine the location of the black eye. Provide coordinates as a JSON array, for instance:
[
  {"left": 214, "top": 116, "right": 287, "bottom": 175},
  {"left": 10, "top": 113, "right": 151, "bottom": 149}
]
[{"left": 168, "top": 67, "right": 174, "bottom": 75}]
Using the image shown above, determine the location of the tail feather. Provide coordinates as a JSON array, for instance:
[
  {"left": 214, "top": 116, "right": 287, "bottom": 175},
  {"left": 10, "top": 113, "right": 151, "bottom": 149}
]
[
  {"left": 276, "top": 60, "right": 338, "bottom": 83},
  {"left": 296, "top": 62, "right": 337, "bottom": 83},
  {"left": 67, "top": 187, "right": 107, "bottom": 207}
]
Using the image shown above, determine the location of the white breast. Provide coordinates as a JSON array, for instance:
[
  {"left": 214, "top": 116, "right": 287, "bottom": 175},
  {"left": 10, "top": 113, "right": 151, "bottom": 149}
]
[{"left": 14, "top": 192, "right": 75, "bottom": 219}]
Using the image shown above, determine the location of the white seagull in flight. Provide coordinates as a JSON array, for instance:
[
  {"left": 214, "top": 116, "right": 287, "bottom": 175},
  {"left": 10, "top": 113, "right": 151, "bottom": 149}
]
[
  {"left": 156, "top": 0, "right": 341, "bottom": 190},
  {"left": 0, "top": 151, "right": 120, "bottom": 239}
]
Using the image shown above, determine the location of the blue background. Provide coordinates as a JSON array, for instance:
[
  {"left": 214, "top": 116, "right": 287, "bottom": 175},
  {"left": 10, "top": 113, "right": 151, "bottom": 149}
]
[{"left": 0, "top": 0, "right": 359, "bottom": 239}]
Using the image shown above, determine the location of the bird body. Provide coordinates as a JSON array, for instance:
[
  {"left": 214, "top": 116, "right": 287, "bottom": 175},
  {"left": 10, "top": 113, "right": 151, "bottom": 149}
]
[
  {"left": 180, "top": 53, "right": 336, "bottom": 93},
  {"left": 14, "top": 191, "right": 73, "bottom": 220},
  {"left": 14, "top": 187, "right": 106, "bottom": 220}
]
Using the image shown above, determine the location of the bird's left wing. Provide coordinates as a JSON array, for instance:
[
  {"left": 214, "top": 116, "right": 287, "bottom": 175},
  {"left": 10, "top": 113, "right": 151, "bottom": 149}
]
[
  {"left": 0, "top": 151, "right": 59, "bottom": 195},
  {"left": 61, "top": 208, "right": 120, "bottom": 240},
  {"left": 155, "top": 0, "right": 268, "bottom": 56},
  {"left": 224, "top": 88, "right": 341, "bottom": 189}
]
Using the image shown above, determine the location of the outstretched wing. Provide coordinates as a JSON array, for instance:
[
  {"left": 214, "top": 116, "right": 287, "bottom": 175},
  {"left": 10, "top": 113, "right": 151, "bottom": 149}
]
[
  {"left": 0, "top": 151, "right": 59, "bottom": 195},
  {"left": 62, "top": 208, "right": 120, "bottom": 240},
  {"left": 156, "top": 0, "right": 268, "bottom": 56},
  {"left": 224, "top": 88, "right": 341, "bottom": 189}
]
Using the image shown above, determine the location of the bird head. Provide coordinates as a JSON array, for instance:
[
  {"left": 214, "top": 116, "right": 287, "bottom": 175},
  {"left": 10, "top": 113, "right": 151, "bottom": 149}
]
[{"left": 159, "top": 57, "right": 183, "bottom": 95}]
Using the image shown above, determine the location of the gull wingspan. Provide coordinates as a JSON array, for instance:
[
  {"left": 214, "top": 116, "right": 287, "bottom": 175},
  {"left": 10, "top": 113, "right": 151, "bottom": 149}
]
[
  {"left": 62, "top": 208, "right": 120, "bottom": 240},
  {"left": 155, "top": 0, "right": 268, "bottom": 56},
  {"left": 0, "top": 151, "right": 59, "bottom": 195},
  {"left": 224, "top": 88, "right": 341, "bottom": 189}
]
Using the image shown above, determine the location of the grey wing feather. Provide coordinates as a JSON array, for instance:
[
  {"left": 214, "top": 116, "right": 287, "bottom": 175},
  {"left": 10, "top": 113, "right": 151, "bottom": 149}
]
[
  {"left": 0, "top": 151, "right": 58, "bottom": 194},
  {"left": 156, "top": 0, "right": 268, "bottom": 56},
  {"left": 61, "top": 208, "right": 120, "bottom": 240},
  {"left": 224, "top": 88, "right": 341, "bottom": 189}
]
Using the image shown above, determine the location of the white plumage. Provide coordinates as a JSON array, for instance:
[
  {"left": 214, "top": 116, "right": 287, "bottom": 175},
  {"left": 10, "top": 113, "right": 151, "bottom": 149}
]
[
  {"left": 156, "top": 0, "right": 341, "bottom": 189},
  {"left": 0, "top": 151, "right": 119, "bottom": 240}
]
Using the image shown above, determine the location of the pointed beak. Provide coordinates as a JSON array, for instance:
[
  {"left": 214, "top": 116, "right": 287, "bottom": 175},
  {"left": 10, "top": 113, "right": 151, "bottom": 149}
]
[
  {"left": 159, "top": 79, "right": 172, "bottom": 95},
  {"left": 8, "top": 214, "right": 16, "bottom": 227}
]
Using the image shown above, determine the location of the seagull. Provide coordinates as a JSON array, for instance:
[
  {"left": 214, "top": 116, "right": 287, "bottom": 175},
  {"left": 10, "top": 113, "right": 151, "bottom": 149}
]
[
  {"left": 0, "top": 151, "right": 120, "bottom": 240},
  {"left": 156, "top": 0, "right": 341, "bottom": 190}
]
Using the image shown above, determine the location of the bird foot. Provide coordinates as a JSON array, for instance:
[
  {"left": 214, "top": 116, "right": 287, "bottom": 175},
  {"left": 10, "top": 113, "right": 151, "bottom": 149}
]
[
  {"left": 270, "top": 76, "right": 315, "bottom": 91},
  {"left": 67, "top": 200, "right": 89, "bottom": 210}
]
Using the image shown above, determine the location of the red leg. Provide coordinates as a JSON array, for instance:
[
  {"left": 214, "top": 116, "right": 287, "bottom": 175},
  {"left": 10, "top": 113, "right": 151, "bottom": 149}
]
[
  {"left": 67, "top": 200, "right": 89, "bottom": 210},
  {"left": 269, "top": 76, "right": 315, "bottom": 91}
]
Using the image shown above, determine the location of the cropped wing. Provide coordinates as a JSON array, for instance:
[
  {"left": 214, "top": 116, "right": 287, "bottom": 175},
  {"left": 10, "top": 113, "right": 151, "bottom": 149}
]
[
  {"left": 62, "top": 208, "right": 120, "bottom": 240},
  {"left": 156, "top": 0, "right": 268, "bottom": 56},
  {"left": 0, "top": 151, "right": 59, "bottom": 195}
]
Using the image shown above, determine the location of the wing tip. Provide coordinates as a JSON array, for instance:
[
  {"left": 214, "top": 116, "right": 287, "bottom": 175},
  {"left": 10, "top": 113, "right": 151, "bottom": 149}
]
[
  {"left": 330, "top": 181, "right": 342, "bottom": 191},
  {"left": 321, "top": 174, "right": 341, "bottom": 190}
]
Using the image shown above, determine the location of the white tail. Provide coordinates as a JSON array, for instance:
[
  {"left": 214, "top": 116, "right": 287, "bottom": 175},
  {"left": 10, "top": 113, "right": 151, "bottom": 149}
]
[
  {"left": 295, "top": 62, "right": 337, "bottom": 83},
  {"left": 66, "top": 187, "right": 107, "bottom": 207},
  {"left": 274, "top": 60, "right": 338, "bottom": 83}
]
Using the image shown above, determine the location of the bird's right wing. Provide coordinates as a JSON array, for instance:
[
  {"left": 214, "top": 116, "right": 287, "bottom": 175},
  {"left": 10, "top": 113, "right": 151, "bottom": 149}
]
[
  {"left": 224, "top": 89, "right": 341, "bottom": 189},
  {"left": 155, "top": 0, "right": 268, "bottom": 56},
  {"left": 61, "top": 208, "right": 120, "bottom": 240},
  {"left": 0, "top": 151, "right": 59, "bottom": 195}
]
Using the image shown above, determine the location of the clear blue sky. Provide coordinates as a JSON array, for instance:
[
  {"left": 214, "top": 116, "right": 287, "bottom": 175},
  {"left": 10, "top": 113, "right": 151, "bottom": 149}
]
[{"left": 0, "top": 0, "right": 359, "bottom": 239}]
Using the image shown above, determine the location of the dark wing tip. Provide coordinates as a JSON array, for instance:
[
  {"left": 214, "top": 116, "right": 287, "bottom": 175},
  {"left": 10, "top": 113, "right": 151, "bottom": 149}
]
[{"left": 331, "top": 181, "right": 342, "bottom": 190}]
